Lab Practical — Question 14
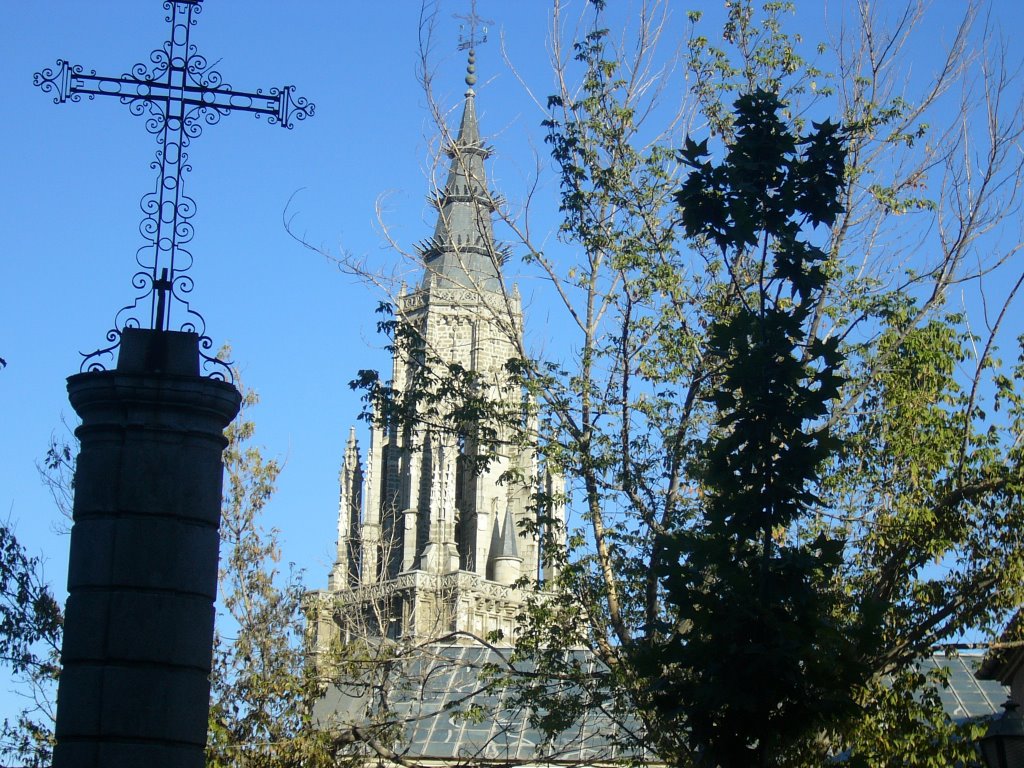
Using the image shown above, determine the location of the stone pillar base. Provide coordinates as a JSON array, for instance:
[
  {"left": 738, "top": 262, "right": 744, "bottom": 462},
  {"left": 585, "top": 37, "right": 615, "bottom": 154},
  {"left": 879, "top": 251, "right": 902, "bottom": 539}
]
[{"left": 54, "top": 329, "right": 240, "bottom": 768}]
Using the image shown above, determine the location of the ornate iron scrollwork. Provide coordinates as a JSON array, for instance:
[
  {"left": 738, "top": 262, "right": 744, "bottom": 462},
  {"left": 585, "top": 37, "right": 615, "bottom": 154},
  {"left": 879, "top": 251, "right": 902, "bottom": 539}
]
[{"left": 33, "top": 1, "right": 314, "bottom": 377}]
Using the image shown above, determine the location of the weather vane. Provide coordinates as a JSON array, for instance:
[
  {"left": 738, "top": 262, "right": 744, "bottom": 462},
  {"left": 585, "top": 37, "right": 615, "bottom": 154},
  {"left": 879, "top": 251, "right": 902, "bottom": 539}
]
[
  {"left": 33, "top": 0, "right": 314, "bottom": 374},
  {"left": 454, "top": 1, "right": 493, "bottom": 88},
  {"left": 455, "top": 0, "right": 494, "bottom": 50}
]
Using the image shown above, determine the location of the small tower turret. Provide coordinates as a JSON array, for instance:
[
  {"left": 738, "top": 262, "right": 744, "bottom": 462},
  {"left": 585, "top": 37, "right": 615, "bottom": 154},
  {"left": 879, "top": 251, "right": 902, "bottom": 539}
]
[
  {"left": 329, "top": 427, "right": 362, "bottom": 589},
  {"left": 488, "top": 506, "right": 523, "bottom": 586}
]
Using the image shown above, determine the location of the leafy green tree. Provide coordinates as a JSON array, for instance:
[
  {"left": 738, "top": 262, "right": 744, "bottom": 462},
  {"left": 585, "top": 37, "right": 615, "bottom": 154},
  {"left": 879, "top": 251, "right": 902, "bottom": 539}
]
[
  {"left": 208, "top": 375, "right": 433, "bottom": 767},
  {"left": 1, "top": 436, "right": 74, "bottom": 767},
  {"left": 640, "top": 89, "right": 859, "bottom": 767},
  {"left": 206, "top": 377, "right": 336, "bottom": 768},
  {"left": 0, "top": 523, "right": 62, "bottom": 767},
  {"left": 339, "top": 1, "right": 1024, "bottom": 765}
]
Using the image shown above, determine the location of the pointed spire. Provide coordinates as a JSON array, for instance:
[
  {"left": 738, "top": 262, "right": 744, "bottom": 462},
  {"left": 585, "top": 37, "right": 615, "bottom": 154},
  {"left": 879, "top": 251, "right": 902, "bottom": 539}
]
[
  {"left": 489, "top": 513, "right": 503, "bottom": 559},
  {"left": 488, "top": 504, "right": 520, "bottom": 561},
  {"left": 417, "top": 45, "right": 503, "bottom": 293},
  {"left": 330, "top": 426, "right": 363, "bottom": 590},
  {"left": 500, "top": 505, "right": 519, "bottom": 558},
  {"left": 344, "top": 426, "right": 359, "bottom": 468},
  {"left": 457, "top": 82, "right": 482, "bottom": 146},
  {"left": 488, "top": 503, "right": 523, "bottom": 585}
]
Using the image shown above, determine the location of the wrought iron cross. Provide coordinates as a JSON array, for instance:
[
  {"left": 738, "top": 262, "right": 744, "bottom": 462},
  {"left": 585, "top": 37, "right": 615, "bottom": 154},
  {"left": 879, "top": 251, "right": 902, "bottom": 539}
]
[{"left": 33, "top": 0, "right": 314, "bottom": 369}]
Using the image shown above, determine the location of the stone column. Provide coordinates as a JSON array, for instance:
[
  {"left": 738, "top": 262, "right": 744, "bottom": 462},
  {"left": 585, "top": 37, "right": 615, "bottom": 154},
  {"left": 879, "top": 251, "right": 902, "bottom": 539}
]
[{"left": 54, "top": 328, "right": 241, "bottom": 768}]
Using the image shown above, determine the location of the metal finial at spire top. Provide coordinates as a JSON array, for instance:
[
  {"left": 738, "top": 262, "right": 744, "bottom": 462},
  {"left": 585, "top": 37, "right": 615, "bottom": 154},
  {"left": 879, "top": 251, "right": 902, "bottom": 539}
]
[
  {"left": 465, "top": 49, "right": 477, "bottom": 88},
  {"left": 455, "top": 0, "right": 493, "bottom": 89}
]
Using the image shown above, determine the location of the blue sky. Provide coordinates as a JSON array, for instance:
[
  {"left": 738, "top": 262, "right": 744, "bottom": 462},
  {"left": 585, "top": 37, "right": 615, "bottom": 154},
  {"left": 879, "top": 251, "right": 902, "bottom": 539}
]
[
  {"left": 2, "top": 1, "right": 556, "bottom": 589},
  {"left": 3, "top": 0, "right": 1023, "bottom": 726}
]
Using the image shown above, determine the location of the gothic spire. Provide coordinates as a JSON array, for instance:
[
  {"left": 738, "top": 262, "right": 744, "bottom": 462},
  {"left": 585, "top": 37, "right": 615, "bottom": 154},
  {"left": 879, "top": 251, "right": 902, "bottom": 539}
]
[
  {"left": 499, "top": 505, "right": 519, "bottom": 559},
  {"left": 487, "top": 504, "right": 523, "bottom": 585},
  {"left": 329, "top": 426, "right": 362, "bottom": 590},
  {"left": 417, "top": 46, "right": 505, "bottom": 293}
]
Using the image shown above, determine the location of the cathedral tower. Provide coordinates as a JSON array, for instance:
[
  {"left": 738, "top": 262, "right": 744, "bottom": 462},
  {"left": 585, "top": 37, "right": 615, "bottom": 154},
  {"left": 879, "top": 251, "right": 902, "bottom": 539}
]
[{"left": 311, "top": 51, "right": 563, "bottom": 649}]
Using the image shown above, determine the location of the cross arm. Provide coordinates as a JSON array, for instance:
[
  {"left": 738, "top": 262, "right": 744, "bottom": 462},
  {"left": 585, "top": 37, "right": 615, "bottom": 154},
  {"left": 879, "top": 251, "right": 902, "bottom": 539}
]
[{"left": 34, "top": 60, "right": 314, "bottom": 129}]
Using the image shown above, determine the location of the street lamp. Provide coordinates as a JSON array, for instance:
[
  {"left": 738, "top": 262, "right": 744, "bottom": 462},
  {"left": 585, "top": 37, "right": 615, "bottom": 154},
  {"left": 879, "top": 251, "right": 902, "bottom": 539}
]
[{"left": 979, "top": 700, "right": 1024, "bottom": 768}]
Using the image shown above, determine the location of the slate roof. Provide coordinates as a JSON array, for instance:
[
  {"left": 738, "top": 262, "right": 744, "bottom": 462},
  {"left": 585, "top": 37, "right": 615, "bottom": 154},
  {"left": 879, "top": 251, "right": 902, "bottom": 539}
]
[
  {"left": 923, "top": 651, "right": 1008, "bottom": 723},
  {"left": 316, "top": 644, "right": 635, "bottom": 764},
  {"left": 315, "top": 645, "right": 1008, "bottom": 764}
]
